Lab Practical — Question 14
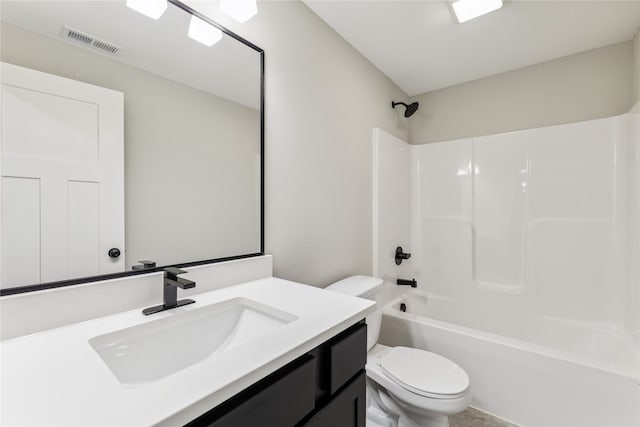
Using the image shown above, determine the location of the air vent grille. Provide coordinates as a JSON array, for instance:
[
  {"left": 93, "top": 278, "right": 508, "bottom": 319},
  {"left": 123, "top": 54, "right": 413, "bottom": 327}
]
[
  {"left": 60, "top": 26, "right": 121, "bottom": 56},
  {"left": 92, "top": 40, "right": 120, "bottom": 55},
  {"left": 67, "top": 29, "right": 92, "bottom": 44}
]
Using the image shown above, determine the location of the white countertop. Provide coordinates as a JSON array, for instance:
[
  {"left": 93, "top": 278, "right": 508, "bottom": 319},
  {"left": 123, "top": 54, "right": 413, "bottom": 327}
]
[{"left": 1, "top": 277, "right": 375, "bottom": 426}]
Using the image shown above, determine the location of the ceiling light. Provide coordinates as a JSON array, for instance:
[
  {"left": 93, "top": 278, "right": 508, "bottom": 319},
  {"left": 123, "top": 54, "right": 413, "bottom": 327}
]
[
  {"left": 188, "top": 15, "right": 222, "bottom": 46},
  {"left": 220, "top": 0, "right": 258, "bottom": 23},
  {"left": 126, "top": 0, "right": 168, "bottom": 20},
  {"left": 452, "top": 0, "right": 503, "bottom": 23}
]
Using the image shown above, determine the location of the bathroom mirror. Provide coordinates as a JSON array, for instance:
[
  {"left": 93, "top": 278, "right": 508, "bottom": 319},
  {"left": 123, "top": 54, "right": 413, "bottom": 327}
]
[{"left": 0, "top": 0, "right": 264, "bottom": 294}]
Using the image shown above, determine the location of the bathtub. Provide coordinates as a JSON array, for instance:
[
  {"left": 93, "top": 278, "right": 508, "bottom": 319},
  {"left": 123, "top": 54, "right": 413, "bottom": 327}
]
[{"left": 379, "top": 292, "right": 640, "bottom": 427}]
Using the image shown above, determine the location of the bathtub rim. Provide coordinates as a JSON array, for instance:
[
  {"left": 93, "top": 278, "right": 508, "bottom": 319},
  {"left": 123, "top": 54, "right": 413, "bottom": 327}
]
[{"left": 383, "top": 293, "right": 640, "bottom": 380}]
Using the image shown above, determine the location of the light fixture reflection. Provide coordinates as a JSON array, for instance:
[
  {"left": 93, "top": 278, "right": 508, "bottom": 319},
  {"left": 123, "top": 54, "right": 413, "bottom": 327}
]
[
  {"left": 126, "top": 0, "right": 168, "bottom": 20},
  {"left": 452, "top": 0, "right": 503, "bottom": 23},
  {"left": 188, "top": 15, "right": 222, "bottom": 46},
  {"left": 220, "top": 0, "right": 258, "bottom": 23}
]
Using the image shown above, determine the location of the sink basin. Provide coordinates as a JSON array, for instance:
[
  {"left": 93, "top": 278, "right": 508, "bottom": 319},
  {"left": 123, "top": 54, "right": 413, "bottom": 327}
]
[{"left": 89, "top": 298, "right": 297, "bottom": 384}]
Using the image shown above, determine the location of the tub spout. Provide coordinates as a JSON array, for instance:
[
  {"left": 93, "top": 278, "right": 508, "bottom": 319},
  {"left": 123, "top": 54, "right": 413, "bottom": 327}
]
[{"left": 397, "top": 278, "right": 417, "bottom": 288}]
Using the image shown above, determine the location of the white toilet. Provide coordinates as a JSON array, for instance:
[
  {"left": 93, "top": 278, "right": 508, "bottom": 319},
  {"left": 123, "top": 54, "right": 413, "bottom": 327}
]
[{"left": 326, "top": 276, "right": 471, "bottom": 427}]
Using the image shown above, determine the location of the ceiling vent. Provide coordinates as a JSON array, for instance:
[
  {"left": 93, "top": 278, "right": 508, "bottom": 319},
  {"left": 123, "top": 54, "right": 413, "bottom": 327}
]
[{"left": 60, "top": 26, "right": 121, "bottom": 56}]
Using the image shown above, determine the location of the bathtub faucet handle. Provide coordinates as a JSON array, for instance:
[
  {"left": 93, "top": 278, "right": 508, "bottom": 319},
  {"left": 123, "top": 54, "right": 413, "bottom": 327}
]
[
  {"left": 397, "top": 278, "right": 417, "bottom": 288},
  {"left": 395, "top": 246, "right": 412, "bottom": 265}
]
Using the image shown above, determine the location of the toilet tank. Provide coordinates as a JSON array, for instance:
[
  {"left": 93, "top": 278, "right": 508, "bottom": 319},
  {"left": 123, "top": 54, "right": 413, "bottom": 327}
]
[{"left": 325, "top": 275, "right": 383, "bottom": 351}]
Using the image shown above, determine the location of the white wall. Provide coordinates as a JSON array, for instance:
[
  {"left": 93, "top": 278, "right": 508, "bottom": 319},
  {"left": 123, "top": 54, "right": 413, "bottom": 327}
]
[
  {"left": 409, "top": 41, "right": 634, "bottom": 144},
  {"left": 1, "top": 22, "right": 261, "bottom": 270},
  {"left": 627, "top": 109, "right": 640, "bottom": 343},
  {"left": 372, "top": 128, "right": 412, "bottom": 302},
  {"left": 634, "top": 29, "right": 640, "bottom": 104},
  {"left": 186, "top": 1, "right": 411, "bottom": 286}
]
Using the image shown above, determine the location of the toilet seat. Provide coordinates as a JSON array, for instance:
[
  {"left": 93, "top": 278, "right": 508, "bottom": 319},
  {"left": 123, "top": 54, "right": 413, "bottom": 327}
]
[
  {"left": 366, "top": 344, "right": 473, "bottom": 418},
  {"left": 380, "top": 346, "right": 469, "bottom": 399}
]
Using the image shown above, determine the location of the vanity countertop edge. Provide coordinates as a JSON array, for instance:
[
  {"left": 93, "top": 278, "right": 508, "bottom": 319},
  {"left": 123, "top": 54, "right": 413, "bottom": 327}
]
[{"left": 0, "top": 277, "right": 375, "bottom": 427}]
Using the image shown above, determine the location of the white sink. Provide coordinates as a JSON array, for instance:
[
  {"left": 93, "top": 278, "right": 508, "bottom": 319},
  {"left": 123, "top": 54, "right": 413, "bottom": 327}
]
[{"left": 89, "top": 298, "right": 297, "bottom": 384}]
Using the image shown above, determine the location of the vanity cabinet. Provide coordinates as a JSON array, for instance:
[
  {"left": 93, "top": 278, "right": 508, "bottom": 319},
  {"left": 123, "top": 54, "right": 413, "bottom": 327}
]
[
  {"left": 186, "top": 322, "right": 367, "bottom": 427},
  {"left": 303, "top": 372, "right": 366, "bottom": 427}
]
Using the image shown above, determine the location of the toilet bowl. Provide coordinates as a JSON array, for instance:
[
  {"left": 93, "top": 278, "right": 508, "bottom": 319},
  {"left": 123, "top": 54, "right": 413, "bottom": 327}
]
[{"left": 326, "top": 276, "right": 471, "bottom": 427}]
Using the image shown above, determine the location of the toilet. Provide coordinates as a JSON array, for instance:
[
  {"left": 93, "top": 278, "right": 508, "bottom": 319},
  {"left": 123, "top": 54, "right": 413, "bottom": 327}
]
[{"left": 326, "top": 276, "right": 471, "bottom": 427}]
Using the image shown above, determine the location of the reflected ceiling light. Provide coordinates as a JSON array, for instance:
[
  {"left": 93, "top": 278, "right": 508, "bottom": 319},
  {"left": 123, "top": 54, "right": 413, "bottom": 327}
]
[
  {"left": 126, "top": 0, "right": 167, "bottom": 20},
  {"left": 188, "top": 15, "right": 222, "bottom": 46},
  {"left": 220, "top": 0, "right": 258, "bottom": 23},
  {"left": 451, "top": 0, "right": 503, "bottom": 23}
]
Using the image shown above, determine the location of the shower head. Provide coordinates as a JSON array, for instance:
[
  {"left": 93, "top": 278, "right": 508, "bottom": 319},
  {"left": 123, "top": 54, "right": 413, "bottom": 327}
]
[{"left": 392, "top": 101, "right": 419, "bottom": 118}]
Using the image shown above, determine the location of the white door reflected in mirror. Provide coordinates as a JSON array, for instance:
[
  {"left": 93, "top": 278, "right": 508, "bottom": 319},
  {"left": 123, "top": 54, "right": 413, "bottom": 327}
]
[
  {"left": 0, "top": 0, "right": 263, "bottom": 292},
  {"left": 0, "top": 62, "right": 125, "bottom": 288}
]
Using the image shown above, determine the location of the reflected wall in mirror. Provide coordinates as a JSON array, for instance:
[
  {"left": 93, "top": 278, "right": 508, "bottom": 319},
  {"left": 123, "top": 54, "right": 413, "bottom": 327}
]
[{"left": 0, "top": 0, "right": 263, "bottom": 293}]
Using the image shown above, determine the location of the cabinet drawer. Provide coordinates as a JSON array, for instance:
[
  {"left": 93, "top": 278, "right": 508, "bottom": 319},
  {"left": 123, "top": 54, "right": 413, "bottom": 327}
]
[
  {"left": 188, "top": 355, "right": 316, "bottom": 427},
  {"left": 302, "top": 370, "right": 366, "bottom": 427},
  {"left": 328, "top": 323, "right": 367, "bottom": 394}
]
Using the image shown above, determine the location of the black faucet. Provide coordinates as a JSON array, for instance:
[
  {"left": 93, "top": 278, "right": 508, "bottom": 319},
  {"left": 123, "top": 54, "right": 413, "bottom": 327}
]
[
  {"left": 142, "top": 267, "right": 196, "bottom": 315},
  {"left": 132, "top": 260, "right": 156, "bottom": 270},
  {"left": 397, "top": 278, "right": 417, "bottom": 288}
]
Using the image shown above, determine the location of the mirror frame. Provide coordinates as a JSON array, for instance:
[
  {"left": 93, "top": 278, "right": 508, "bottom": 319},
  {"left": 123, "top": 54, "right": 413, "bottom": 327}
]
[{"left": 0, "top": 0, "right": 265, "bottom": 296}]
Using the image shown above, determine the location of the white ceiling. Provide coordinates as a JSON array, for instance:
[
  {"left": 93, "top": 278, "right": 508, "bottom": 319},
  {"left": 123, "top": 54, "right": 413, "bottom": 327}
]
[
  {"left": 1, "top": 1, "right": 261, "bottom": 110},
  {"left": 304, "top": 0, "right": 640, "bottom": 96}
]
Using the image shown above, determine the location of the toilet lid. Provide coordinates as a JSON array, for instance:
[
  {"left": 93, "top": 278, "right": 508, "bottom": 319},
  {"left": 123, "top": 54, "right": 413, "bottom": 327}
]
[{"left": 380, "top": 347, "right": 469, "bottom": 399}]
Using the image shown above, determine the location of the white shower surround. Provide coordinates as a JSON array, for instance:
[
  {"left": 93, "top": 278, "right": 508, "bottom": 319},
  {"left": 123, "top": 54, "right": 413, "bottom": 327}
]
[{"left": 372, "top": 108, "right": 640, "bottom": 426}]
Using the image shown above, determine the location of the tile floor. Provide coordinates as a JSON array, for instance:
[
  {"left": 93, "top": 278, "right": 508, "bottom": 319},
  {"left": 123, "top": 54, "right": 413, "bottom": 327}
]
[{"left": 449, "top": 407, "right": 521, "bottom": 427}]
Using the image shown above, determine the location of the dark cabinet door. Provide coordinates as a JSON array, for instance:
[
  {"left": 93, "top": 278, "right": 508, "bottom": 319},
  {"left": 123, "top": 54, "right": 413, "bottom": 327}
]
[
  {"left": 185, "top": 322, "right": 367, "bottom": 427},
  {"left": 327, "top": 323, "right": 367, "bottom": 395},
  {"left": 187, "top": 355, "right": 316, "bottom": 427},
  {"left": 302, "top": 371, "right": 366, "bottom": 427}
]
